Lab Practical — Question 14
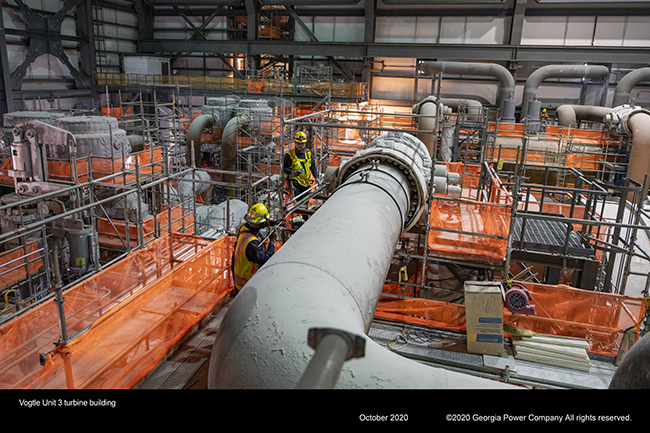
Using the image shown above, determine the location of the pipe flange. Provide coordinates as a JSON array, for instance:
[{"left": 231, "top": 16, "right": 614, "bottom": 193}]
[
  {"left": 605, "top": 105, "right": 650, "bottom": 136},
  {"left": 335, "top": 134, "right": 430, "bottom": 231}
]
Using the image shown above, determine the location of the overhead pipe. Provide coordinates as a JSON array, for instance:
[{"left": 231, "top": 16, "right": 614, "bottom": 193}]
[
  {"left": 441, "top": 98, "right": 484, "bottom": 123},
  {"left": 420, "top": 61, "right": 516, "bottom": 123},
  {"left": 556, "top": 104, "right": 612, "bottom": 128},
  {"left": 207, "top": 131, "right": 517, "bottom": 389},
  {"left": 612, "top": 67, "right": 650, "bottom": 108},
  {"left": 519, "top": 64, "right": 610, "bottom": 122}
]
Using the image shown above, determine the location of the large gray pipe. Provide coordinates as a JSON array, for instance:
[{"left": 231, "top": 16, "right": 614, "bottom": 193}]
[
  {"left": 221, "top": 114, "right": 252, "bottom": 197},
  {"left": 625, "top": 111, "right": 650, "bottom": 186},
  {"left": 556, "top": 105, "right": 612, "bottom": 128},
  {"left": 604, "top": 105, "right": 650, "bottom": 185},
  {"left": 186, "top": 114, "right": 217, "bottom": 167},
  {"left": 420, "top": 61, "right": 516, "bottom": 123},
  {"left": 520, "top": 65, "right": 610, "bottom": 122},
  {"left": 207, "top": 131, "right": 516, "bottom": 389},
  {"left": 413, "top": 96, "right": 439, "bottom": 157},
  {"left": 612, "top": 67, "right": 650, "bottom": 108}
]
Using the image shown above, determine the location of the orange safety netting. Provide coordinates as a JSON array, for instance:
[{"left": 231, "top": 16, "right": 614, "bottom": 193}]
[
  {"left": 0, "top": 241, "right": 43, "bottom": 292},
  {"left": 0, "top": 233, "right": 234, "bottom": 389},
  {"left": 47, "top": 148, "right": 163, "bottom": 184},
  {"left": 428, "top": 195, "right": 511, "bottom": 264},
  {"left": 97, "top": 204, "right": 194, "bottom": 249},
  {"left": 0, "top": 158, "right": 13, "bottom": 185},
  {"left": 377, "top": 280, "right": 647, "bottom": 358}
]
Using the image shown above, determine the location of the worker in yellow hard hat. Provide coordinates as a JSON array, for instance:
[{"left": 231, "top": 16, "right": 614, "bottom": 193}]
[
  {"left": 540, "top": 108, "right": 549, "bottom": 133},
  {"left": 284, "top": 130, "right": 317, "bottom": 198},
  {"left": 231, "top": 202, "right": 277, "bottom": 295}
]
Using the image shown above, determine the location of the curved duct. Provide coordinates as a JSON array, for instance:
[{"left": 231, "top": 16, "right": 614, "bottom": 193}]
[
  {"left": 612, "top": 67, "right": 650, "bottom": 108},
  {"left": 186, "top": 114, "right": 218, "bottom": 167},
  {"left": 519, "top": 64, "right": 610, "bottom": 122},
  {"left": 622, "top": 111, "right": 650, "bottom": 186},
  {"left": 604, "top": 105, "right": 650, "bottom": 185},
  {"left": 419, "top": 61, "right": 516, "bottom": 123},
  {"left": 177, "top": 170, "right": 212, "bottom": 207},
  {"left": 412, "top": 96, "right": 440, "bottom": 157},
  {"left": 442, "top": 98, "right": 484, "bottom": 123},
  {"left": 221, "top": 114, "right": 252, "bottom": 196},
  {"left": 413, "top": 96, "right": 483, "bottom": 161},
  {"left": 207, "top": 131, "right": 516, "bottom": 389},
  {"left": 556, "top": 105, "right": 612, "bottom": 128}
]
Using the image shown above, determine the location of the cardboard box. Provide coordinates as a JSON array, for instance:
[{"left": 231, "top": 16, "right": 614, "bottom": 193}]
[{"left": 464, "top": 281, "right": 505, "bottom": 356}]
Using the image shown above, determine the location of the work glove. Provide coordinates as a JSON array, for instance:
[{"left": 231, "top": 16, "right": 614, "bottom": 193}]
[
  {"left": 290, "top": 168, "right": 303, "bottom": 177},
  {"left": 269, "top": 230, "right": 278, "bottom": 244}
]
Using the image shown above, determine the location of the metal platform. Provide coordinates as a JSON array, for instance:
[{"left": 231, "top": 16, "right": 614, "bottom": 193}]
[{"left": 511, "top": 214, "right": 595, "bottom": 258}]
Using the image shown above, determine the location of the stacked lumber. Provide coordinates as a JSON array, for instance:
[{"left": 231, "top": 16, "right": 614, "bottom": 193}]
[{"left": 505, "top": 325, "right": 592, "bottom": 372}]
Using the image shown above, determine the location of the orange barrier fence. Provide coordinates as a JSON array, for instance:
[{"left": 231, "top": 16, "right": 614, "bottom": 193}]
[
  {"left": 47, "top": 148, "right": 163, "bottom": 184},
  {"left": 0, "top": 233, "right": 233, "bottom": 389},
  {"left": 97, "top": 204, "right": 194, "bottom": 249},
  {"left": 377, "top": 280, "right": 647, "bottom": 358},
  {"left": 0, "top": 242, "right": 43, "bottom": 292},
  {"left": 428, "top": 195, "right": 511, "bottom": 265}
]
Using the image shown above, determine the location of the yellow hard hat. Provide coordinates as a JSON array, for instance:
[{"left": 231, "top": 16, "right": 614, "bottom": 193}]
[
  {"left": 245, "top": 203, "right": 269, "bottom": 224},
  {"left": 542, "top": 109, "right": 547, "bottom": 112},
  {"left": 294, "top": 131, "right": 307, "bottom": 143}
]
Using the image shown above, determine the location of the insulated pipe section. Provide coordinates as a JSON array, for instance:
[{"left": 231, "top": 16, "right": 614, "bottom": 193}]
[
  {"left": 624, "top": 111, "right": 650, "bottom": 186},
  {"left": 612, "top": 67, "right": 650, "bottom": 108},
  {"left": 556, "top": 105, "right": 612, "bottom": 127},
  {"left": 207, "top": 132, "right": 516, "bottom": 389},
  {"left": 604, "top": 105, "right": 650, "bottom": 185},
  {"left": 412, "top": 96, "right": 439, "bottom": 157},
  {"left": 420, "top": 61, "right": 516, "bottom": 123},
  {"left": 520, "top": 64, "right": 610, "bottom": 122},
  {"left": 186, "top": 113, "right": 218, "bottom": 167},
  {"left": 221, "top": 114, "right": 252, "bottom": 196}
]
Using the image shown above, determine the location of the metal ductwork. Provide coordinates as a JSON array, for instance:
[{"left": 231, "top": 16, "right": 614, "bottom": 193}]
[
  {"left": 612, "top": 67, "right": 650, "bottom": 108},
  {"left": 207, "top": 131, "right": 516, "bottom": 389},
  {"left": 604, "top": 104, "right": 650, "bottom": 185},
  {"left": 419, "top": 61, "right": 516, "bottom": 123},
  {"left": 556, "top": 105, "right": 612, "bottom": 128},
  {"left": 519, "top": 64, "right": 610, "bottom": 122}
]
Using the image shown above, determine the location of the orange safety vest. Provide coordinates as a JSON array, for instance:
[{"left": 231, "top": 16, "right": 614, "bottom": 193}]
[
  {"left": 287, "top": 148, "right": 315, "bottom": 188},
  {"left": 232, "top": 224, "right": 260, "bottom": 292}
]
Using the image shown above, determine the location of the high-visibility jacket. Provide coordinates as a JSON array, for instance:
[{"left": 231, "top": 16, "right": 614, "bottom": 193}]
[
  {"left": 232, "top": 225, "right": 261, "bottom": 292},
  {"left": 286, "top": 148, "right": 315, "bottom": 188}
]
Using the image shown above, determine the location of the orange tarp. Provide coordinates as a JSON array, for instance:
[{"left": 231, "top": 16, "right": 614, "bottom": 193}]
[
  {"left": 97, "top": 204, "right": 194, "bottom": 249},
  {"left": 377, "top": 280, "right": 647, "bottom": 358},
  {"left": 0, "top": 233, "right": 233, "bottom": 389},
  {"left": 47, "top": 148, "right": 163, "bottom": 184},
  {"left": 428, "top": 195, "right": 511, "bottom": 264},
  {"left": 0, "top": 158, "right": 13, "bottom": 185},
  {"left": 0, "top": 242, "right": 43, "bottom": 291}
]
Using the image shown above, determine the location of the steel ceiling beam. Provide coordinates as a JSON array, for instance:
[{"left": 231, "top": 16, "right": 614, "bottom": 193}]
[{"left": 138, "top": 39, "right": 650, "bottom": 65}]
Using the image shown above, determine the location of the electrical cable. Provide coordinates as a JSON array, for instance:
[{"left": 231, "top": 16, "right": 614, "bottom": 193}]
[{"left": 372, "top": 323, "right": 443, "bottom": 352}]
